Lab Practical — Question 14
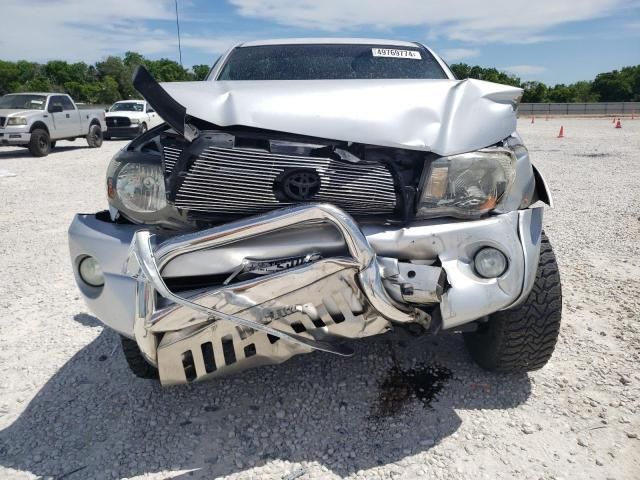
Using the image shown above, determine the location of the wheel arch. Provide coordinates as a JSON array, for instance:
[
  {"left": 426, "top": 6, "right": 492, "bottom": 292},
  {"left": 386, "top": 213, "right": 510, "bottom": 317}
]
[{"left": 29, "top": 121, "right": 49, "bottom": 135}]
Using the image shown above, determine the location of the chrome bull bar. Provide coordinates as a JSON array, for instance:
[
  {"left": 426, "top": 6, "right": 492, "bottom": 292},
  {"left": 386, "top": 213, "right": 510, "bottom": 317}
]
[{"left": 124, "top": 204, "right": 426, "bottom": 383}]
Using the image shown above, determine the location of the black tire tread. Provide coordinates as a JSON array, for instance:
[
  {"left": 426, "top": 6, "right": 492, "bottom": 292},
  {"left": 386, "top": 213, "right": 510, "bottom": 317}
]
[
  {"left": 28, "top": 129, "right": 50, "bottom": 157},
  {"left": 86, "top": 124, "right": 103, "bottom": 148},
  {"left": 120, "top": 336, "right": 159, "bottom": 380},
  {"left": 464, "top": 232, "right": 562, "bottom": 373}
]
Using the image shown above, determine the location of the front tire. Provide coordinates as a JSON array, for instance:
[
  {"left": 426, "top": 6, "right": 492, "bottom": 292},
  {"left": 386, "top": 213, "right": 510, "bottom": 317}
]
[
  {"left": 86, "top": 124, "right": 103, "bottom": 148},
  {"left": 464, "top": 232, "right": 562, "bottom": 373},
  {"left": 139, "top": 123, "right": 148, "bottom": 135},
  {"left": 120, "top": 336, "right": 158, "bottom": 380},
  {"left": 28, "top": 129, "right": 51, "bottom": 157}
]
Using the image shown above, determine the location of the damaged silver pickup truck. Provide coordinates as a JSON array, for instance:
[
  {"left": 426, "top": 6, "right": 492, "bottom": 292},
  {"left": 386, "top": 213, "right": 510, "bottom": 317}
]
[{"left": 68, "top": 39, "right": 561, "bottom": 386}]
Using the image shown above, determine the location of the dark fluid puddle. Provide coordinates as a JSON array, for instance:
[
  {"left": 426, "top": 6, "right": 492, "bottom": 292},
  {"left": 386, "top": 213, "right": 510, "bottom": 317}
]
[{"left": 371, "top": 363, "right": 452, "bottom": 419}]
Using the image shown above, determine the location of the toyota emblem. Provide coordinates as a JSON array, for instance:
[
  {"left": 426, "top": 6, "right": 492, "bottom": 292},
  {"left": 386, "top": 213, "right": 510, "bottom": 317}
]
[{"left": 277, "top": 169, "right": 321, "bottom": 202}]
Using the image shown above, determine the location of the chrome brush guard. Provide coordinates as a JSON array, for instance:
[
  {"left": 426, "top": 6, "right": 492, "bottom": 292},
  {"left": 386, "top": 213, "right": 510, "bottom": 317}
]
[{"left": 125, "top": 204, "right": 426, "bottom": 385}]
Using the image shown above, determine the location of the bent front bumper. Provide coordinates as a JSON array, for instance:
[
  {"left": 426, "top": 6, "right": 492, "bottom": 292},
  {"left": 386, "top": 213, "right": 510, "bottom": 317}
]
[{"left": 68, "top": 204, "right": 543, "bottom": 384}]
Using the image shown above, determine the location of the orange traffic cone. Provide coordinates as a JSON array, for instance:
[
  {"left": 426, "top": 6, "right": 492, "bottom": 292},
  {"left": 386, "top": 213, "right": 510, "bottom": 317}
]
[
  {"left": 531, "top": 116, "right": 535, "bottom": 124},
  {"left": 615, "top": 119, "right": 622, "bottom": 129},
  {"left": 557, "top": 126, "right": 564, "bottom": 138}
]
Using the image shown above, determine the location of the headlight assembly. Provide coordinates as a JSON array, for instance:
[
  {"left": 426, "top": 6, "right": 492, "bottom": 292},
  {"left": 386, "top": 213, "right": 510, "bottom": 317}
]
[
  {"left": 7, "top": 117, "right": 27, "bottom": 126},
  {"left": 105, "top": 134, "right": 191, "bottom": 228},
  {"left": 416, "top": 148, "right": 516, "bottom": 219},
  {"left": 115, "top": 163, "right": 167, "bottom": 213},
  {"left": 130, "top": 118, "right": 140, "bottom": 125}
]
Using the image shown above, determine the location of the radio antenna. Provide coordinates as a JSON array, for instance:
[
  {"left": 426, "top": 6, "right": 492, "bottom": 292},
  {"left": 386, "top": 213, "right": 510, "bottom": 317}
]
[{"left": 174, "top": 0, "right": 183, "bottom": 67}]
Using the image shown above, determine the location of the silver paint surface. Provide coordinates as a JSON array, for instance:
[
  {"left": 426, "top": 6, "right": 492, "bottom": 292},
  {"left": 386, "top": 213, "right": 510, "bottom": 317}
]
[{"left": 161, "top": 78, "right": 522, "bottom": 156}]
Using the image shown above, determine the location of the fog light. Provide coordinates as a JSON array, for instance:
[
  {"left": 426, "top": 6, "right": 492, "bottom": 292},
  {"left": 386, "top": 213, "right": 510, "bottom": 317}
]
[
  {"left": 79, "top": 256, "right": 104, "bottom": 287},
  {"left": 474, "top": 247, "right": 508, "bottom": 278}
]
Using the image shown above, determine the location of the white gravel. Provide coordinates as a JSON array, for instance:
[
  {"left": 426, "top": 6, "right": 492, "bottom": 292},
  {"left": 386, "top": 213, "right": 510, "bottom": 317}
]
[{"left": 0, "top": 118, "right": 639, "bottom": 480}]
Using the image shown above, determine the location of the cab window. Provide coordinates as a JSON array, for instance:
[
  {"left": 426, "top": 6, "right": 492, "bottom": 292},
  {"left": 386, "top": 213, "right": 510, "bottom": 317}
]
[
  {"left": 48, "top": 96, "right": 65, "bottom": 111},
  {"left": 61, "top": 96, "right": 75, "bottom": 111}
]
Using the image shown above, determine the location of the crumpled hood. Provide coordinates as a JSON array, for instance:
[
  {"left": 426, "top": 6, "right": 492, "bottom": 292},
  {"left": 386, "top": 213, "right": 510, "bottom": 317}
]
[{"left": 160, "top": 78, "right": 522, "bottom": 156}]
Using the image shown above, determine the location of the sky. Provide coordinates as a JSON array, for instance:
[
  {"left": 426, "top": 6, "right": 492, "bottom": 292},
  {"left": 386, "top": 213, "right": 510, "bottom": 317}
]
[{"left": 1, "top": 0, "right": 639, "bottom": 85}]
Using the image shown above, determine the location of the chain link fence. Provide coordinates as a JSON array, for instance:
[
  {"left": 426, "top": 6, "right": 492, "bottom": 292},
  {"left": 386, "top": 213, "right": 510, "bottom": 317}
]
[{"left": 517, "top": 102, "right": 640, "bottom": 116}]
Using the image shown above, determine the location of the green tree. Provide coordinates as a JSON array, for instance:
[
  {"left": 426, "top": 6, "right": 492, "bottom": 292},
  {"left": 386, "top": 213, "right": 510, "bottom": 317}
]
[
  {"left": 546, "top": 84, "right": 573, "bottom": 102},
  {"left": 592, "top": 68, "right": 637, "bottom": 102},
  {"left": 570, "top": 81, "right": 599, "bottom": 102},
  {"left": 521, "top": 81, "right": 548, "bottom": 103},
  {"left": 450, "top": 63, "right": 470, "bottom": 80},
  {"left": 123, "top": 51, "right": 147, "bottom": 70},
  {"left": 96, "top": 76, "right": 120, "bottom": 104},
  {"left": 450, "top": 63, "right": 520, "bottom": 87},
  {"left": 191, "top": 64, "right": 211, "bottom": 80},
  {"left": 95, "top": 56, "right": 136, "bottom": 99},
  {"left": 0, "top": 60, "right": 19, "bottom": 94},
  {"left": 146, "top": 58, "right": 190, "bottom": 82},
  {"left": 22, "top": 76, "right": 52, "bottom": 92}
]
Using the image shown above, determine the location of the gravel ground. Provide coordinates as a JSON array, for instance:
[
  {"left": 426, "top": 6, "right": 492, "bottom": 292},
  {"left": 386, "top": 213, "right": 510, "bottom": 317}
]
[{"left": 0, "top": 118, "right": 638, "bottom": 480}]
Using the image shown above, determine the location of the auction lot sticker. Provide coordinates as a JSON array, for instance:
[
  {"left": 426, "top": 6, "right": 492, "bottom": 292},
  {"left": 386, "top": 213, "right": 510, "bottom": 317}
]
[{"left": 372, "top": 48, "right": 422, "bottom": 59}]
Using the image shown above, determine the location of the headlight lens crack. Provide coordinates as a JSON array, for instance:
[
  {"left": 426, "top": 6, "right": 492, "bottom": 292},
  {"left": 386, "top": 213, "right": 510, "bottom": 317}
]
[{"left": 416, "top": 147, "right": 516, "bottom": 219}]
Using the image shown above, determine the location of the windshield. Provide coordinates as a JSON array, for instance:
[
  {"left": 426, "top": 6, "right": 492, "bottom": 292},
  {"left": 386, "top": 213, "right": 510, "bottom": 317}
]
[
  {"left": 0, "top": 94, "right": 47, "bottom": 110},
  {"left": 110, "top": 102, "right": 144, "bottom": 112},
  {"left": 218, "top": 44, "right": 447, "bottom": 81}
]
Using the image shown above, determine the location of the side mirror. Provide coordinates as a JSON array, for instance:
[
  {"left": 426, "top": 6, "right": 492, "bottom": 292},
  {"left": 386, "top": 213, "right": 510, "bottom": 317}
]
[
  {"left": 49, "top": 105, "right": 63, "bottom": 113},
  {"left": 105, "top": 108, "right": 109, "bottom": 112}
]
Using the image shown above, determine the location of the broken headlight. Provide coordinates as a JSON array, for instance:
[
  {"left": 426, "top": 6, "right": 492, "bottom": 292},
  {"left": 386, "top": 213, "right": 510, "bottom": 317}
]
[
  {"left": 105, "top": 128, "right": 191, "bottom": 227},
  {"left": 106, "top": 148, "right": 175, "bottom": 224},
  {"left": 416, "top": 147, "right": 516, "bottom": 219},
  {"left": 114, "top": 163, "right": 166, "bottom": 213}
]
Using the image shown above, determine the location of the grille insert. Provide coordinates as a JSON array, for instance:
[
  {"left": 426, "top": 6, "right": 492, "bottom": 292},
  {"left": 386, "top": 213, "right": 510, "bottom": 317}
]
[
  {"left": 164, "top": 145, "right": 397, "bottom": 217},
  {"left": 106, "top": 116, "right": 131, "bottom": 127},
  {"left": 163, "top": 145, "right": 181, "bottom": 173}
]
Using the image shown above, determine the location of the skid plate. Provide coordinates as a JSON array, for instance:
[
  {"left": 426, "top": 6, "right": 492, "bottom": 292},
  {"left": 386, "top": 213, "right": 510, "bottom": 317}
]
[{"left": 156, "top": 259, "right": 390, "bottom": 384}]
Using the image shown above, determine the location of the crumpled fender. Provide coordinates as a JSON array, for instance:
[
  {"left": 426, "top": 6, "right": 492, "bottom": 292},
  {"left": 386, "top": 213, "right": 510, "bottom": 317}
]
[{"left": 156, "top": 77, "right": 522, "bottom": 156}]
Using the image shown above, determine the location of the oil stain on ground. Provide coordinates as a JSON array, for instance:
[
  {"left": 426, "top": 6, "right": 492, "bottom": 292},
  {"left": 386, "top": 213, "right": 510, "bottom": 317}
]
[{"left": 370, "top": 363, "right": 452, "bottom": 419}]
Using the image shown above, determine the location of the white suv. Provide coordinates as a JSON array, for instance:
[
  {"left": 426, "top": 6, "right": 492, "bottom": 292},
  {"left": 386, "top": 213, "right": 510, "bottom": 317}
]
[{"left": 104, "top": 100, "right": 163, "bottom": 139}]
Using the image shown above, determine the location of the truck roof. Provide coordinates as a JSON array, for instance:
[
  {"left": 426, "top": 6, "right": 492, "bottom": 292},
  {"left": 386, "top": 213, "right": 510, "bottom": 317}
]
[
  {"left": 240, "top": 38, "right": 422, "bottom": 48},
  {"left": 4, "top": 92, "right": 67, "bottom": 96}
]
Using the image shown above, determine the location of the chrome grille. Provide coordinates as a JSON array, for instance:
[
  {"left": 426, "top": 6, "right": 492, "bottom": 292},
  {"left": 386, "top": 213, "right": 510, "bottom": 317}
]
[
  {"left": 167, "top": 146, "right": 397, "bottom": 216},
  {"left": 163, "top": 145, "right": 181, "bottom": 173}
]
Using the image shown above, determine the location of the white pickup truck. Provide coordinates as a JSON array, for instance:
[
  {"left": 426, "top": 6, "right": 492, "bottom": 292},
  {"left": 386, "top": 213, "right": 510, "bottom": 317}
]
[
  {"left": 104, "top": 100, "right": 163, "bottom": 139},
  {"left": 0, "top": 92, "right": 106, "bottom": 157}
]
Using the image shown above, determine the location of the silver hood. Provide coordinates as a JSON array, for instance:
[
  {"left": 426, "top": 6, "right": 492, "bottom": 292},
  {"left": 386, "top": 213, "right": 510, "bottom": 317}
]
[
  {"left": 159, "top": 78, "right": 522, "bottom": 156},
  {"left": 0, "top": 109, "right": 41, "bottom": 118}
]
